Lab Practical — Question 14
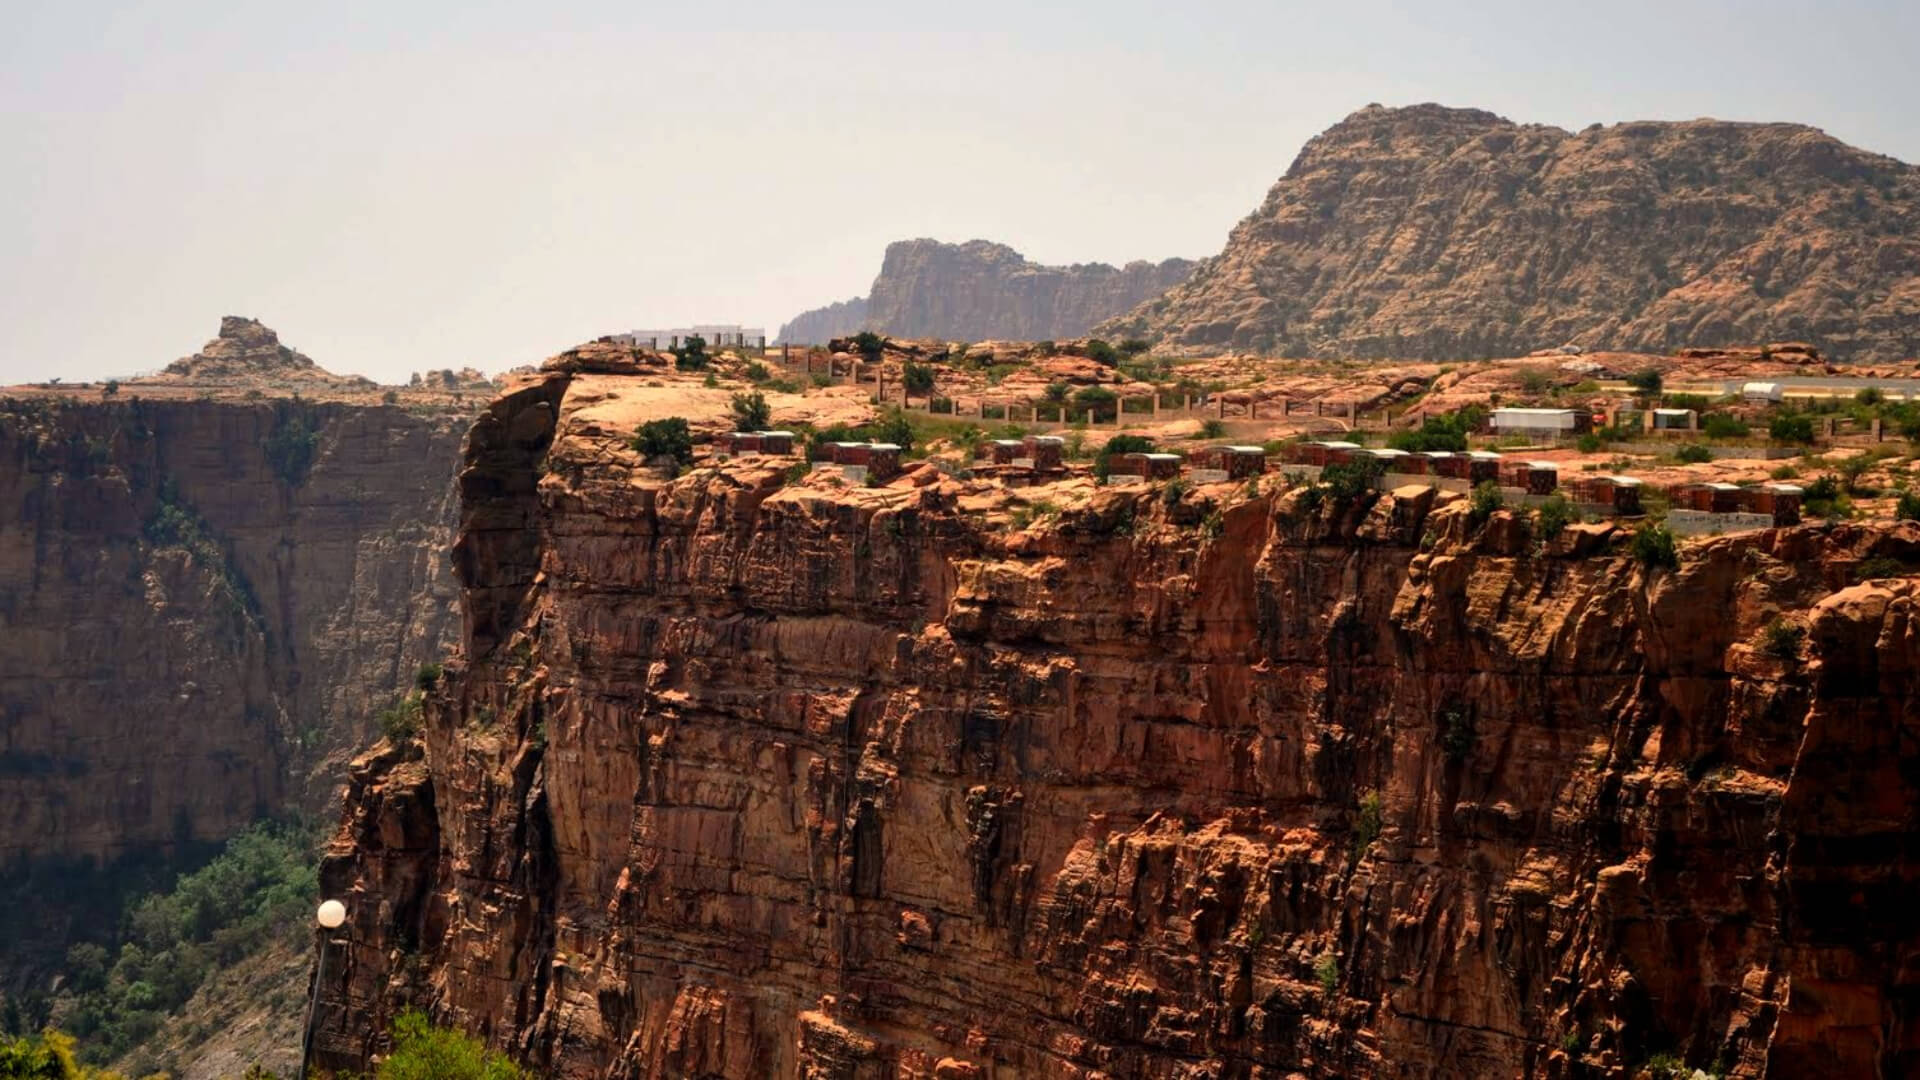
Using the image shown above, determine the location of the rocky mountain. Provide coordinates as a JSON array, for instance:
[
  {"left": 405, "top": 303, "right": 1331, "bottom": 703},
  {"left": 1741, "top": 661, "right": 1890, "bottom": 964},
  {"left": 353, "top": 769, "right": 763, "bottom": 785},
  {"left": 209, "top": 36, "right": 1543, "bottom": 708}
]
[
  {"left": 775, "top": 295, "right": 868, "bottom": 347},
  {"left": 1102, "top": 103, "right": 1920, "bottom": 363},
  {"left": 778, "top": 239, "right": 1194, "bottom": 343},
  {"left": 0, "top": 322, "right": 466, "bottom": 994},
  {"left": 314, "top": 364, "right": 1920, "bottom": 1078}
]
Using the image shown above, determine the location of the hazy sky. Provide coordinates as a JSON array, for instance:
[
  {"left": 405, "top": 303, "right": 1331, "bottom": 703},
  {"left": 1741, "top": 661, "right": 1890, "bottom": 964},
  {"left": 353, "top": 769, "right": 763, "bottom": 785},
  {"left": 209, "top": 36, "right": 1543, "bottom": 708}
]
[{"left": 4, "top": 0, "right": 1916, "bottom": 384}]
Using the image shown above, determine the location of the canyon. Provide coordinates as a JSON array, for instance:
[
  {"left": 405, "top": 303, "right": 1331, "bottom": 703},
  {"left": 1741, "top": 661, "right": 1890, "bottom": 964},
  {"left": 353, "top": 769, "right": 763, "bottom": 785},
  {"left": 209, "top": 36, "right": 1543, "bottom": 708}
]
[
  {"left": 780, "top": 240, "right": 1195, "bottom": 345},
  {"left": 311, "top": 360, "right": 1920, "bottom": 1078},
  {"left": 1101, "top": 103, "right": 1920, "bottom": 363},
  {"left": 0, "top": 319, "right": 468, "bottom": 979}
]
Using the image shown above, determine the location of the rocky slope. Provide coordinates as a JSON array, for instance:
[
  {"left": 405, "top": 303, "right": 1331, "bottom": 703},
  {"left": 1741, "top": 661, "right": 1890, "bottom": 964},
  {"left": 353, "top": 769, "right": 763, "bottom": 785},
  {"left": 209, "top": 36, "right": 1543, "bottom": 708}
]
[
  {"left": 316, "top": 366, "right": 1920, "bottom": 1078},
  {"left": 780, "top": 240, "right": 1195, "bottom": 344},
  {"left": 1102, "top": 103, "right": 1920, "bottom": 363},
  {"left": 0, "top": 321, "right": 468, "bottom": 974}
]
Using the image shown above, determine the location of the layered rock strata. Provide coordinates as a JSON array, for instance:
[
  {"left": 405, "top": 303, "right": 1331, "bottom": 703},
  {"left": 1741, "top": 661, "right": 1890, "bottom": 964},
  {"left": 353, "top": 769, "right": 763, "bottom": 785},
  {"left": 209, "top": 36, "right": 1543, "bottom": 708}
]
[{"left": 319, "top": 367, "right": 1920, "bottom": 1078}]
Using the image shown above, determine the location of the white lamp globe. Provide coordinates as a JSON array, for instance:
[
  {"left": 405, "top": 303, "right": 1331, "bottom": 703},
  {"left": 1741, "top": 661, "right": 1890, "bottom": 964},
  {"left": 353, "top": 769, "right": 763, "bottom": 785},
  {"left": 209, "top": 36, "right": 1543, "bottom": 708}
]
[{"left": 317, "top": 899, "right": 347, "bottom": 929}]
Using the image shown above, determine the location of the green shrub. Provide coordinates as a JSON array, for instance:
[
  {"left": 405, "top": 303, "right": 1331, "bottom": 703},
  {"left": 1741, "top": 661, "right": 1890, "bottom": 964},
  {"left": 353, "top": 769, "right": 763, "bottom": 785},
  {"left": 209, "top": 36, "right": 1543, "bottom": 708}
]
[
  {"left": 671, "top": 335, "right": 709, "bottom": 370},
  {"left": 1072, "top": 385, "right": 1119, "bottom": 423},
  {"left": 1093, "top": 434, "right": 1154, "bottom": 480},
  {"left": 414, "top": 663, "right": 444, "bottom": 691},
  {"left": 1199, "top": 418, "right": 1227, "bottom": 439},
  {"left": 1439, "top": 709, "right": 1475, "bottom": 764},
  {"left": 1759, "top": 619, "right": 1805, "bottom": 660},
  {"left": 1898, "top": 491, "right": 1920, "bottom": 522},
  {"left": 1043, "top": 381, "right": 1070, "bottom": 405},
  {"left": 1321, "top": 459, "right": 1384, "bottom": 501},
  {"left": 1675, "top": 443, "right": 1713, "bottom": 464},
  {"left": 379, "top": 693, "right": 424, "bottom": 742},
  {"left": 633, "top": 417, "right": 694, "bottom": 466},
  {"left": 1576, "top": 433, "right": 1603, "bottom": 453},
  {"left": 1857, "top": 387, "right": 1886, "bottom": 407},
  {"left": 1519, "top": 367, "right": 1552, "bottom": 393},
  {"left": 1162, "top": 478, "right": 1191, "bottom": 509},
  {"left": 1314, "top": 951, "right": 1340, "bottom": 996},
  {"left": 1770, "top": 464, "right": 1800, "bottom": 480},
  {"left": 1633, "top": 523, "right": 1679, "bottom": 571},
  {"left": 902, "top": 362, "right": 936, "bottom": 397},
  {"left": 263, "top": 400, "right": 323, "bottom": 487},
  {"left": 1769, "top": 413, "right": 1816, "bottom": 444},
  {"left": 1856, "top": 557, "right": 1909, "bottom": 582},
  {"left": 1626, "top": 368, "right": 1663, "bottom": 395},
  {"left": 729, "top": 391, "right": 770, "bottom": 433},
  {"left": 1084, "top": 339, "right": 1119, "bottom": 366},
  {"left": 1535, "top": 494, "right": 1574, "bottom": 539},
  {"left": 1702, "top": 413, "right": 1749, "bottom": 439},
  {"left": 810, "top": 372, "right": 832, "bottom": 388},
  {"left": 1469, "top": 481, "right": 1503, "bottom": 523},
  {"left": 1119, "top": 338, "right": 1151, "bottom": 357},
  {"left": 1352, "top": 790, "right": 1384, "bottom": 858},
  {"left": 851, "top": 331, "right": 885, "bottom": 362},
  {"left": 1387, "top": 406, "right": 1484, "bottom": 453},
  {"left": 1036, "top": 340, "right": 1057, "bottom": 357},
  {"left": 744, "top": 361, "right": 771, "bottom": 382},
  {"left": 378, "top": 1009, "right": 525, "bottom": 1080}
]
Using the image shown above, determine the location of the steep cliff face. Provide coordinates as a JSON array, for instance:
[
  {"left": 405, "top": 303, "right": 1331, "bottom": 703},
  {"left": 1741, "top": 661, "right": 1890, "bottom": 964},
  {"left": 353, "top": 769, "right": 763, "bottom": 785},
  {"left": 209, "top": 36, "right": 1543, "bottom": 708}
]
[
  {"left": 778, "top": 297, "right": 870, "bottom": 348},
  {"left": 1103, "top": 103, "right": 1920, "bottom": 363},
  {"left": 319, "top": 369, "right": 1920, "bottom": 1078},
  {"left": 779, "top": 240, "right": 1195, "bottom": 344},
  {"left": 0, "top": 392, "right": 464, "bottom": 963}
]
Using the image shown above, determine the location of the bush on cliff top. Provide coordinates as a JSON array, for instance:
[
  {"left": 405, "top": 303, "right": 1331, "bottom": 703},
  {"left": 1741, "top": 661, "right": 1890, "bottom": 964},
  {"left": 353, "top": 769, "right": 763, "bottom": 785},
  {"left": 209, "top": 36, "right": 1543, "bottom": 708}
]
[
  {"left": 1632, "top": 523, "right": 1680, "bottom": 571},
  {"left": 729, "top": 391, "right": 770, "bottom": 433},
  {"left": 633, "top": 417, "right": 694, "bottom": 468}
]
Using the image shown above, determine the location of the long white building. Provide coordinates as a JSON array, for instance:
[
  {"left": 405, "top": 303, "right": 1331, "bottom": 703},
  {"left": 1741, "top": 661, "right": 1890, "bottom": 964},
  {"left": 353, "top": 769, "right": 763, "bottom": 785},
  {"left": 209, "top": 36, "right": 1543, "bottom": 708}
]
[{"left": 620, "top": 325, "right": 766, "bottom": 348}]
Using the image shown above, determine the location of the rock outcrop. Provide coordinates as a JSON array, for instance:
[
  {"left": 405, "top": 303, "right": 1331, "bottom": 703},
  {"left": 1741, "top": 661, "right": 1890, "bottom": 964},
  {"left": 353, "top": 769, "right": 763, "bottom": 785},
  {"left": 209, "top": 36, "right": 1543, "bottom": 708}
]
[
  {"left": 316, "top": 367, "right": 1920, "bottom": 1078},
  {"left": 777, "top": 296, "right": 870, "bottom": 348},
  {"left": 779, "top": 240, "right": 1195, "bottom": 344},
  {"left": 0, "top": 386, "right": 464, "bottom": 970},
  {"left": 1102, "top": 103, "right": 1920, "bottom": 363}
]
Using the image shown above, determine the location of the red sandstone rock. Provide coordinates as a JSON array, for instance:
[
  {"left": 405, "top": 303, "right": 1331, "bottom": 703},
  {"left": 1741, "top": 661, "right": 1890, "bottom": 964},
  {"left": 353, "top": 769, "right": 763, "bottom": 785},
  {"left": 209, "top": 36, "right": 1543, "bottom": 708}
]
[{"left": 315, "top": 369, "right": 1920, "bottom": 1079}]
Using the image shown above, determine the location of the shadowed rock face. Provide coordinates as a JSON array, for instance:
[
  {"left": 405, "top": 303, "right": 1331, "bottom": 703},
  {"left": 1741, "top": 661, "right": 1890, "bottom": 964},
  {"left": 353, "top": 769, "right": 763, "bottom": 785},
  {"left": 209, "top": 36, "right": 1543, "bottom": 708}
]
[
  {"left": 316, "top": 370, "right": 1920, "bottom": 1078},
  {"left": 0, "top": 391, "right": 464, "bottom": 969},
  {"left": 1102, "top": 103, "right": 1920, "bottom": 363},
  {"left": 779, "top": 240, "right": 1195, "bottom": 344}
]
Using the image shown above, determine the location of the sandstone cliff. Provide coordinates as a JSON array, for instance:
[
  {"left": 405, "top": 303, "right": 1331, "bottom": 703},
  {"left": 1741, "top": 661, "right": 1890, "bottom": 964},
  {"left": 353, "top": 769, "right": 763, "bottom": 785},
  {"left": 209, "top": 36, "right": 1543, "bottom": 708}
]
[
  {"left": 780, "top": 240, "right": 1195, "bottom": 344},
  {"left": 1102, "top": 104, "right": 1920, "bottom": 363},
  {"left": 0, "top": 380, "right": 464, "bottom": 971},
  {"left": 316, "top": 368, "right": 1920, "bottom": 1078}
]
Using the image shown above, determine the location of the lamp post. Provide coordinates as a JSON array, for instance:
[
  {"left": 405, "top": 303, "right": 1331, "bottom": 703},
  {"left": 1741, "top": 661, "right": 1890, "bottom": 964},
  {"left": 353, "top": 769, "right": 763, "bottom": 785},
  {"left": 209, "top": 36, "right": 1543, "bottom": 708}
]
[{"left": 300, "top": 899, "right": 348, "bottom": 1080}]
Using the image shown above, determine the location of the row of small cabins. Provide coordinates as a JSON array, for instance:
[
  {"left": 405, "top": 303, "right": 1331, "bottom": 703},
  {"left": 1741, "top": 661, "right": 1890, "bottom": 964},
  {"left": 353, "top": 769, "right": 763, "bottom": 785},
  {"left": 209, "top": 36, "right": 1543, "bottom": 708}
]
[{"left": 715, "top": 432, "right": 1804, "bottom": 527}]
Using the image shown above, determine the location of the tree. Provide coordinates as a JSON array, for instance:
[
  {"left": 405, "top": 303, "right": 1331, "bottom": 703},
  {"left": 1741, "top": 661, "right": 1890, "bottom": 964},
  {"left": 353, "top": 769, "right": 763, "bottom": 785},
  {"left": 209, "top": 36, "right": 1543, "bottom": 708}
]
[
  {"left": 1119, "top": 338, "right": 1151, "bottom": 357},
  {"left": 729, "top": 391, "right": 770, "bottom": 432},
  {"left": 1387, "top": 406, "right": 1485, "bottom": 453},
  {"left": 101, "top": 380, "right": 119, "bottom": 397},
  {"left": 1898, "top": 490, "right": 1920, "bottom": 522},
  {"left": 851, "top": 331, "right": 885, "bottom": 362},
  {"left": 901, "top": 362, "right": 936, "bottom": 398},
  {"left": 1084, "top": 339, "right": 1120, "bottom": 366},
  {"left": 377, "top": 1010, "right": 525, "bottom": 1080},
  {"left": 633, "top": 417, "right": 694, "bottom": 466},
  {"left": 1072, "top": 385, "right": 1119, "bottom": 422},
  {"left": 671, "top": 335, "right": 709, "bottom": 371},
  {"left": 1094, "top": 434, "right": 1154, "bottom": 479},
  {"left": 1633, "top": 523, "right": 1679, "bottom": 571},
  {"left": 1626, "top": 368, "right": 1663, "bottom": 395},
  {"left": 1769, "top": 413, "right": 1816, "bottom": 444},
  {"left": 1042, "top": 382, "right": 1070, "bottom": 405}
]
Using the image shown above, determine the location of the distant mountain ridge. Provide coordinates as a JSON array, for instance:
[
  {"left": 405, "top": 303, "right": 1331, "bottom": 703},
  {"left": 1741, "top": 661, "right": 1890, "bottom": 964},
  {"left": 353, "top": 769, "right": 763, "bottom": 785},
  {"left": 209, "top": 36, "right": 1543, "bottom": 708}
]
[
  {"left": 1098, "top": 103, "right": 1920, "bottom": 362},
  {"left": 778, "top": 239, "right": 1195, "bottom": 343}
]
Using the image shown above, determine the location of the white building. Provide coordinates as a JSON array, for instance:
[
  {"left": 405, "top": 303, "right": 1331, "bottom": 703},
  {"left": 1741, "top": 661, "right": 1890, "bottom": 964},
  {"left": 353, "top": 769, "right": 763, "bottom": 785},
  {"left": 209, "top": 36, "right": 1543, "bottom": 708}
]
[
  {"left": 622, "top": 325, "right": 767, "bottom": 349},
  {"left": 1742, "top": 381, "right": 1784, "bottom": 404},
  {"left": 1490, "top": 408, "right": 1587, "bottom": 435}
]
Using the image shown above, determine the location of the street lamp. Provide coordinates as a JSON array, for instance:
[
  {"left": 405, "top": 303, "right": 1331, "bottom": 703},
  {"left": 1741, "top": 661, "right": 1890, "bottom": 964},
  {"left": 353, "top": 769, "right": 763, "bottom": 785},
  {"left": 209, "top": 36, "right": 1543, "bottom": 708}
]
[{"left": 300, "top": 900, "right": 348, "bottom": 1079}]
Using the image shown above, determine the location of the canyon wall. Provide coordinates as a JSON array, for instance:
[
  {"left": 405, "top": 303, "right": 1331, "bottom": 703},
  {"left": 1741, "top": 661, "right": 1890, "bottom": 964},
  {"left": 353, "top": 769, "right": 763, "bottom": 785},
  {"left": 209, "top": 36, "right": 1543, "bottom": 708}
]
[
  {"left": 0, "top": 393, "right": 464, "bottom": 965},
  {"left": 317, "top": 368, "right": 1919, "bottom": 1078},
  {"left": 1102, "top": 103, "right": 1920, "bottom": 363},
  {"left": 779, "top": 240, "right": 1195, "bottom": 344}
]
